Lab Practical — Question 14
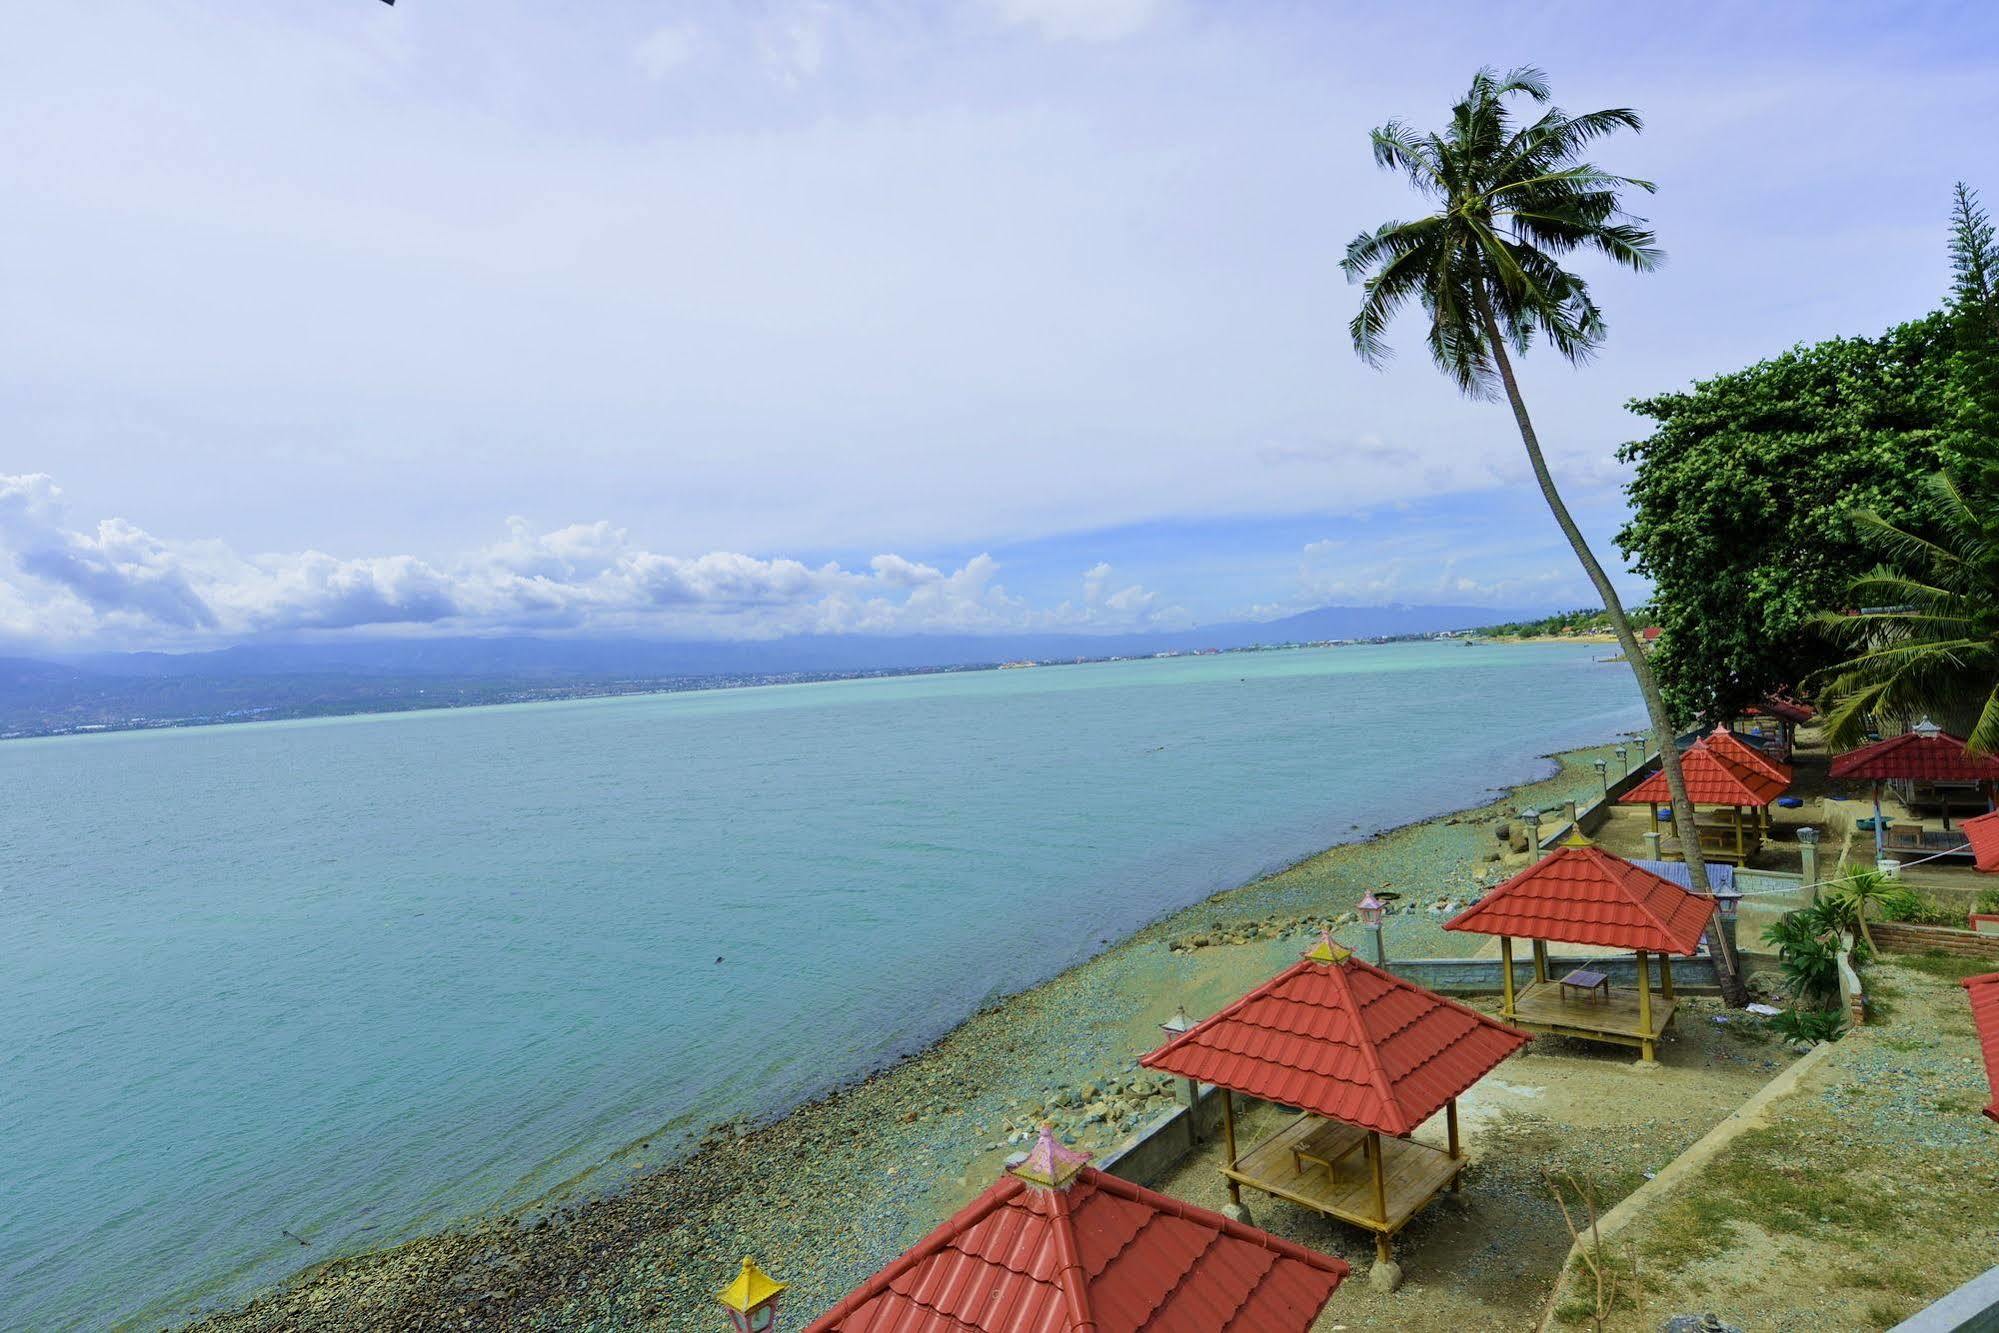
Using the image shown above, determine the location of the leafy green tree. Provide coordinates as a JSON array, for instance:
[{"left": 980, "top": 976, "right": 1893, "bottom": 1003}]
[
  {"left": 1617, "top": 316, "right": 1957, "bottom": 724},
  {"left": 1340, "top": 66, "right": 1743, "bottom": 999}
]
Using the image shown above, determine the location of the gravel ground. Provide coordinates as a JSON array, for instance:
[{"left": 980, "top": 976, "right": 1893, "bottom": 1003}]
[
  {"left": 180, "top": 741, "right": 1634, "bottom": 1333},
  {"left": 1580, "top": 957, "right": 1999, "bottom": 1333}
]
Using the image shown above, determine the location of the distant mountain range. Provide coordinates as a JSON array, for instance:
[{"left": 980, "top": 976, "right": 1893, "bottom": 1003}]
[{"left": 1, "top": 603, "right": 1538, "bottom": 736}]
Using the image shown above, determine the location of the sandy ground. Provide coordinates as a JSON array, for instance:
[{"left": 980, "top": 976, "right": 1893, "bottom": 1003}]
[
  {"left": 1149, "top": 996, "right": 1788, "bottom": 1332},
  {"left": 180, "top": 740, "right": 1637, "bottom": 1333}
]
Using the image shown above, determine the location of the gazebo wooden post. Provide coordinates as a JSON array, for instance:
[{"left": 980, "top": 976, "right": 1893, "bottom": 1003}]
[
  {"left": 1733, "top": 807, "right": 1745, "bottom": 860},
  {"left": 1530, "top": 938, "right": 1549, "bottom": 985},
  {"left": 1635, "top": 949, "right": 1656, "bottom": 1064},
  {"left": 1660, "top": 953, "right": 1675, "bottom": 1000},
  {"left": 1220, "top": 1089, "right": 1241, "bottom": 1206},
  {"left": 1368, "top": 1130, "right": 1388, "bottom": 1225},
  {"left": 1499, "top": 937, "right": 1516, "bottom": 1018},
  {"left": 1446, "top": 1097, "right": 1462, "bottom": 1191}
]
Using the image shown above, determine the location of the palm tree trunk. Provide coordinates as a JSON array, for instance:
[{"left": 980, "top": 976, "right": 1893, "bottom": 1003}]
[{"left": 1476, "top": 296, "right": 1747, "bottom": 1005}]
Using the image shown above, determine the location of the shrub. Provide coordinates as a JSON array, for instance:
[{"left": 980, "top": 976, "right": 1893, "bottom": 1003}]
[
  {"left": 1768, "top": 1007, "right": 1847, "bottom": 1043},
  {"left": 1875, "top": 888, "right": 1968, "bottom": 929},
  {"left": 1762, "top": 910, "right": 1843, "bottom": 1004}
]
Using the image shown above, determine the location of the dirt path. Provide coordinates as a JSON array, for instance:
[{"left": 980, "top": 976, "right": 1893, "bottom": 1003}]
[
  {"left": 1552, "top": 954, "right": 1998, "bottom": 1331},
  {"left": 1148, "top": 995, "right": 1788, "bottom": 1332}
]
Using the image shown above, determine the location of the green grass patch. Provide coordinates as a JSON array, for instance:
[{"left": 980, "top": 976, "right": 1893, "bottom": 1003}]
[
  {"left": 1893, "top": 951, "right": 1994, "bottom": 982},
  {"left": 1639, "top": 1122, "right": 1899, "bottom": 1277}
]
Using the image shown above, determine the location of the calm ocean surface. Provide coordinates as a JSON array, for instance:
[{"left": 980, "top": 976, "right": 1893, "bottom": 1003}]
[{"left": 0, "top": 642, "right": 1642, "bottom": 1329}]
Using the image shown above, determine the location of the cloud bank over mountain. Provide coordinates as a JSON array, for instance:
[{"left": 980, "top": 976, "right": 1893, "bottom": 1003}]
[{"left": 0, "top": 474, "right": 1189, "bottom": 649}]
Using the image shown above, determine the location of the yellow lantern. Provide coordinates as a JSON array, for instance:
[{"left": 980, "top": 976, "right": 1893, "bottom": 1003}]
[{"left": 718, "top": 1256, "right": 786, "bottom": 1332}]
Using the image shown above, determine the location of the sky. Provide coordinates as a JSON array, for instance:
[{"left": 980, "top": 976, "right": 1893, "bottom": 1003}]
[{"left": 3, "top": 1, "right": 1996, "bottom": 651}]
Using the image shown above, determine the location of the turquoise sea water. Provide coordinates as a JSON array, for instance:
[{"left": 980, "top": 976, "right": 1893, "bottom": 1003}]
[{"left": 0, "top": 642, "right": 1642, "bottom": 1329}]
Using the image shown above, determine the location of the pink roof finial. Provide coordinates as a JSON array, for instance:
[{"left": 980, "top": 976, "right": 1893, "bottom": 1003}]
[{"left": 1009, "top": 1123, "right": 1092, "bottom": 1190}]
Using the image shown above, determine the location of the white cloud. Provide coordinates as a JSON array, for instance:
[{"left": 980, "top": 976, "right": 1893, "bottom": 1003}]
[
  {"left": 0, "top": 475, "right": 1188, "bottom": 649},
  {"left": 989, "top": 0, "right": 1166, "bottom": 42},
  {"left": 632, "top": 24, "right": 700, "bottom": 80}
]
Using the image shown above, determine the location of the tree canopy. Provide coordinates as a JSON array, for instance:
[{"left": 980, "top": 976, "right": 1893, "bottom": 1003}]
[
  {"left": 1616, "top": 313, "right": 1958, "bottom": 724},
  {"left": 1618, "top": 184, "right": 1997, "bottom": 727}
]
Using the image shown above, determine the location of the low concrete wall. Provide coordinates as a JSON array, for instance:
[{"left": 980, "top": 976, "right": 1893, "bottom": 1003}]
[
  {"left": 1874, "top": 922, "right": 1999, "bottom": 960},
  {"left": 1098, "top": 1082, "right": 1228, "bottom": 1189},
  {"left": 1387, "top": 953, "right": 1721, "bottom": 996},
  {"left": 1534, "top": 747, "right": 1661, "bottom": 851},
  {"left": 1891, "top": 1266, "right": 1999, "bottom": 1333}
]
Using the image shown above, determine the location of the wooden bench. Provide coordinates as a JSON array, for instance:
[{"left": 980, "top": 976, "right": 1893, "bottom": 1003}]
[
  {"left": 1288, "top": 1119, "right": 1367, "bottom": 1180},
  {"left": 1559, "top": 968, "right": 1610, "bottom": 1004}
]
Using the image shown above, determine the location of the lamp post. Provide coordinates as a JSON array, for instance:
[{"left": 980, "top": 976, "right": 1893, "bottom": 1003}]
[
  {"left": 1522, "top": 808, "right": 1542, "bottom": 853},
  {"left": 1358, "top": 891, "right": 1386, "bottom": 966},
  {"left": 1593, "top": 757, "right": 1609, "bottom": 796},
  {"left": 1160, "top": 1005, "right": 1199, "bottom": 1110},
  {"left": 1615, "top": 743, "right": 1630, "bottom": 776},
  {"left": 719, "top": 1258, "right": 786, "bottom": 1332},
  {"left": 1797, "top": 826, "right": 1821, "bottom": 904}
]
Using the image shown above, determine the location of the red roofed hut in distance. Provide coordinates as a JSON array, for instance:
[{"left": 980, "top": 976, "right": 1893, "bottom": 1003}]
[
  {"left": 1734, "top": 694, "right": 1815, "bottom": 761},
  {"left": 1962, "top": 972, "right": 1999, "bottom": 1123},
  {"left": 1139, "top": 934, "right": 1529, "bottom": 1276},
  {"left": 1702, "top": 724, "right": 1792, "bottom": 787},
  {"left": 1828, "top": 720, "right": 1999, "bottom": 858},
  {"left": 801, "top": 1124, "right": 1349, "bottom": 1332},
  {"left": 1444, "top": 837, "right": 1716, "bottom": 1064},
  {"left": 1618, "top": 739, "right": 1788, "bottom": 864}
]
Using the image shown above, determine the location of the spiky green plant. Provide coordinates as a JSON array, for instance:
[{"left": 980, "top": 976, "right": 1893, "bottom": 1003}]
[{"left": 1815, "top": 466, "right": 1999, "bottom": 754}]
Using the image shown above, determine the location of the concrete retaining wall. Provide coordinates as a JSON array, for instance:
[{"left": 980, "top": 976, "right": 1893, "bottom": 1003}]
[
  {"left": 1534, "top": 747, "right": 1661, "bottom": 851},
  {"left": 1874, "top": 922, "right": 1999, "bottom": 959},
  {"left": 1098, "top": 1082, "right": 1229, "bottom": 1189}
]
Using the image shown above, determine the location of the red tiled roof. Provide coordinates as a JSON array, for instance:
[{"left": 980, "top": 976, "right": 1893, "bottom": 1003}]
[
  {"left": 1703, "top": 725, "right": 1792, "bottom": 785},
  {"left": 1138, "top": 947, "right": 1529, "bottom": 1136},
  {"left": 803, "top": 1161, "right": 1348, "bottom": 1332},
  {"left": 1639, "top": 626, "right": 1662, "bottom": 642},
  {"left": 1751, "top": 695, "right": 1816, "bottom": 724},
  {"left": 1828, "top": 731, "right": 1999, "bottom": 782},
  {"left": 1619, "top": 742, "right": 1788, "bottom": 807},
  {"left": 1444, "top": 842, "right": 1717, "bottom": 955},
  {"left": 1965, "top": 809, "right": 1999, "bottom": 875},
  {"left": 1961, "top": 972, "right": 1999, "bottom": 1124}
]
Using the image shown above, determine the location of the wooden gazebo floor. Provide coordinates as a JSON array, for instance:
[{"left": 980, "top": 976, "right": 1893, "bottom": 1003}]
[
  {"left": 1223, "top": 1113, "right": 1461, "bottom": 1238},
  {"left": 1506, "top": 981, "right": 1675, "bottom": 1058}
]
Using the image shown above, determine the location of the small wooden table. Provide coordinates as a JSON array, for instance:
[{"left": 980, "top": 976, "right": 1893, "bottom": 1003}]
[
  {"left": 1289, "top": 1119, "right": 1367, "bottom": 1180},
  {"left": 1559, "top": 968, "right": 1610, "bottom": 1004}
]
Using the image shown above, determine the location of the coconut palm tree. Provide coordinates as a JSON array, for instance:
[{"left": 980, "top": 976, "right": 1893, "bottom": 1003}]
[
  {"left": 1816, "top": 465, "right": 1999, "bottom": 754},
  {"left": 1340, "top": 66, "right": 1745, "bottom": 999}
]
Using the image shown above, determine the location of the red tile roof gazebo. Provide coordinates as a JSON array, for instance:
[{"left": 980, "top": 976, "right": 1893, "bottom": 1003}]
[
  {"left": 1620, "top": 741, "right": 1788, "bottom": 863},
  {"left": 804, "top": 1126, "right": 1349, "bottom": 1332},
  {"left": 1445, "top": 839, "right": 1717, "bottom": 1063},
  {"left": 1829, "top": 727, "right": 1999, "bottom": 853},
  {"left": 1140, "top": 935, "right": 1528, "bottom": 1271},
  {"left": 1966, "top": 809, "right": 1999, "bottom": 874},
  {"left": 1962, "top": 972, "right": 1999, "bottom": 1124},
  {"left": 1703, "top": 724, "right": 1792, "bottom": 785}
]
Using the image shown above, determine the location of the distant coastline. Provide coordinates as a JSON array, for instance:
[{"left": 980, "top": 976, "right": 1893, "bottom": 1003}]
[{"left": 0, "top": 632, "right": 1534, "bottom": 743}]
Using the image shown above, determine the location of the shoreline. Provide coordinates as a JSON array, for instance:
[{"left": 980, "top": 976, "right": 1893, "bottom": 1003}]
[{"left": 179, "top": 733, "right": 1636, "bottom": 1333}]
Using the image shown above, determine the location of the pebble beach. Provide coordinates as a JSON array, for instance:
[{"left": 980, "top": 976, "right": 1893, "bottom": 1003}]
[{"left": 182, "top": 738, "right": 1636, "bottom": 1333}]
